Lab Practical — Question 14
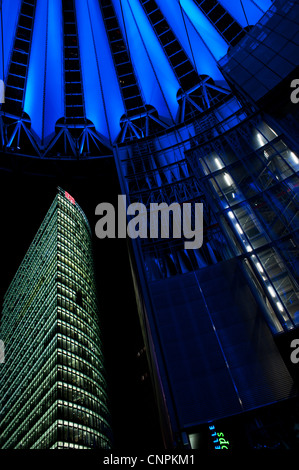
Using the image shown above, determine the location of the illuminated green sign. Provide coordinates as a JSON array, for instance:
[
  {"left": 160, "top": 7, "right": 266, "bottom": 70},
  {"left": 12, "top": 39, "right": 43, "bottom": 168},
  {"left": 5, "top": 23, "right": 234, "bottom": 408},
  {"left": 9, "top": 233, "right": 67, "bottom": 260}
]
[{"left": 209, "top": 425, "right": 230, "bottom": 450}]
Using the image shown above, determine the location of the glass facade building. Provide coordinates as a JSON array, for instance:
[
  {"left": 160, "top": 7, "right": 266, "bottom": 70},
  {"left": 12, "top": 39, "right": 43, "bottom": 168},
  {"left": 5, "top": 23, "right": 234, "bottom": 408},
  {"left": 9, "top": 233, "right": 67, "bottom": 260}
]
[
  {"left": 115, "top": 98, "right": 299, "bottom": 449},
  {"left": 0, "top": 188, "right": 112, "bottom": 449},
  {"left": 190, "top": 113, "right": 299, "bottom": 331}
]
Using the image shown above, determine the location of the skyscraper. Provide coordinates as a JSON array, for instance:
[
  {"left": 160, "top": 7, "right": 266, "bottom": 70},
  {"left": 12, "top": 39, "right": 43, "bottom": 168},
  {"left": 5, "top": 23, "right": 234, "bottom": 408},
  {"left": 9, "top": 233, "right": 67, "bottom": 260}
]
[
  {"left": 0, "top": 188, "right": 112, "bottom": 449},
  {"left": 0, "top": 0, "right": 298, "bottom": 452}
]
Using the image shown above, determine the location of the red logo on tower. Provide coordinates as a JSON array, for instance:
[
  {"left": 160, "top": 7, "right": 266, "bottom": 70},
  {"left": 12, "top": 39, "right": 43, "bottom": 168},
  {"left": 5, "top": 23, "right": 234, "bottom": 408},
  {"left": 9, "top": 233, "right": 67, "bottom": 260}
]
[{"left": 65, "top": 191, "right": 75, "bottom": 205}]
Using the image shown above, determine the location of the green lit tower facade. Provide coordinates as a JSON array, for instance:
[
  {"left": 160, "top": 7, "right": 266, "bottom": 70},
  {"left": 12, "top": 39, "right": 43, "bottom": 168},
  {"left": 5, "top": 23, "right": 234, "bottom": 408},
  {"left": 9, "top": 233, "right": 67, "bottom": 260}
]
[{"left": 0, "top": 188, "right": 112, "bottom": 449}]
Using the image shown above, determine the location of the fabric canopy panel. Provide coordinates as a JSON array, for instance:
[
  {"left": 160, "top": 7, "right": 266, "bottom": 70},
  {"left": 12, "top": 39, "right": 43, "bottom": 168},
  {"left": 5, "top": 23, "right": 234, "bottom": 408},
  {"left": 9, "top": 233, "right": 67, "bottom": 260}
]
[{"left": 0, "top": 0, "right": 273, "bottom": 147}]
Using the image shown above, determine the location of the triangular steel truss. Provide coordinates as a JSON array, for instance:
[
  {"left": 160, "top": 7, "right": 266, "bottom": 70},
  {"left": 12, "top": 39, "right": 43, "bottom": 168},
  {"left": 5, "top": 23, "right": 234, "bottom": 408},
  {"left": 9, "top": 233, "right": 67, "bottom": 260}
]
[
  {"left": 177, "top": 77, "right": 231, "bottom": 123},
  {"left": 118, "top": 108, "right": 169, "bottom": 144},
  {"left": 0, "top": 113, "right": 112, "bottom": 159}
]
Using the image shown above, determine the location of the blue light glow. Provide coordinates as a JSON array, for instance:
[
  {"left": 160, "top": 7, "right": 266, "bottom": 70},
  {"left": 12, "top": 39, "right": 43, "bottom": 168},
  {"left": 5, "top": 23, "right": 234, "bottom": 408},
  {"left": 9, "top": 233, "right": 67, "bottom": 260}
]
[
  {"left": 24, "top": 0, "right": 64, "bottom": 144},
  {"left": 24, "top": 0, "right": 48, "bottom": 141},
  {"left": 113, "top": 0, "right": 179, "bottom": 122},
  {"left": 11, "top": 0, "right": 273, "bottom": 144},
  {"left": 155, "top": 0, "right": 197, "bottom": 67},
  {"left": 217, "top": 0, "right": 271, "bottom": 27},
  {"left": 253, "top": 0, "right": 273, "bottom": 12},
  {"left": 76, "top": 0, "right": 125, "bottom": 143},
  {"left": 156, "top": 0, "right": 227, "bottom": 84},
  {"left": 179, "top": 0, "right": 228, "bottom": 61},
  {"left": 43, "top": 0, "right": 64, "bottom": 144},
  {"left": 24, "top": 0, "right": 64, "bottom": 145},
  {"left": 179, "top": 10, "right": 227, "bottom": 85},
  {"left": 0, "top": 0, "right": 21, "bottom": 82}
]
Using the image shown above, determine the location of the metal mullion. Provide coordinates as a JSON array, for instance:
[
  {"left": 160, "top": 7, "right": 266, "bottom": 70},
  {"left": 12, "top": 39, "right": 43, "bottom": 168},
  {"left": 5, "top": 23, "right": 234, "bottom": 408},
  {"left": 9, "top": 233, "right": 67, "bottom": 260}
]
[
  {"left": 99, "top": 0, "right": 146, "bottom": 116},
  {"left": 1, "top": 0, "right": 36, "bottom": 115},
  {"left": 17, "top": 25, "right": 31, "bottom": 32}
]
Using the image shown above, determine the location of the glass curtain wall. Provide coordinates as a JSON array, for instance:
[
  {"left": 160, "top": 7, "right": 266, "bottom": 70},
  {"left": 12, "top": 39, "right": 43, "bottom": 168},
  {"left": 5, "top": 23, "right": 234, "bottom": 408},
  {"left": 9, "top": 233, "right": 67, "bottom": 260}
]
[
  {"left": 188, "top": 114, "right": 299, "bottom": 333},
  {"left": 0, "top": 189, "right": 112, "bottom": 449}
]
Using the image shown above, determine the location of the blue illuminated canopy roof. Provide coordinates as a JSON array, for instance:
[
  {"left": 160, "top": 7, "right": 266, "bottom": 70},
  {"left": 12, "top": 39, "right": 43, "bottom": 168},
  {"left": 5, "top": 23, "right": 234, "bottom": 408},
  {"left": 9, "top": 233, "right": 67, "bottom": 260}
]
[{"left": 0, "top": 0, "right": 272, "bottom": 158}]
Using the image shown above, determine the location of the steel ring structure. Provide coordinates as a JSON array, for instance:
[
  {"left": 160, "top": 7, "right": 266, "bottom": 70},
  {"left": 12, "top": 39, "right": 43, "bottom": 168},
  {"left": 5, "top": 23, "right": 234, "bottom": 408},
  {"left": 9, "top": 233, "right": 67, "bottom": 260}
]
[{"left": 0, "top": 0, "right": 271, "bottom": 156}]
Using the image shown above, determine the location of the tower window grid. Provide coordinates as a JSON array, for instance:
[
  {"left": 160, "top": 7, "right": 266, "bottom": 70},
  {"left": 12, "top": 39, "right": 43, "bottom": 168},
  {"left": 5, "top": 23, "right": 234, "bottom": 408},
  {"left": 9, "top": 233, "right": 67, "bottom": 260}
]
[{"left": 0, "top": 189, "right": 112, "bottom": 449}]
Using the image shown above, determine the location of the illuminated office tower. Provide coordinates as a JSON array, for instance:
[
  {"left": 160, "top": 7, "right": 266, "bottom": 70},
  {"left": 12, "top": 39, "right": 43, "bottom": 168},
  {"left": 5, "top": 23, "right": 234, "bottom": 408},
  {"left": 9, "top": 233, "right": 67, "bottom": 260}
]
[{"left": 0, "top": 188, "right": 112, "bottom": 449}]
